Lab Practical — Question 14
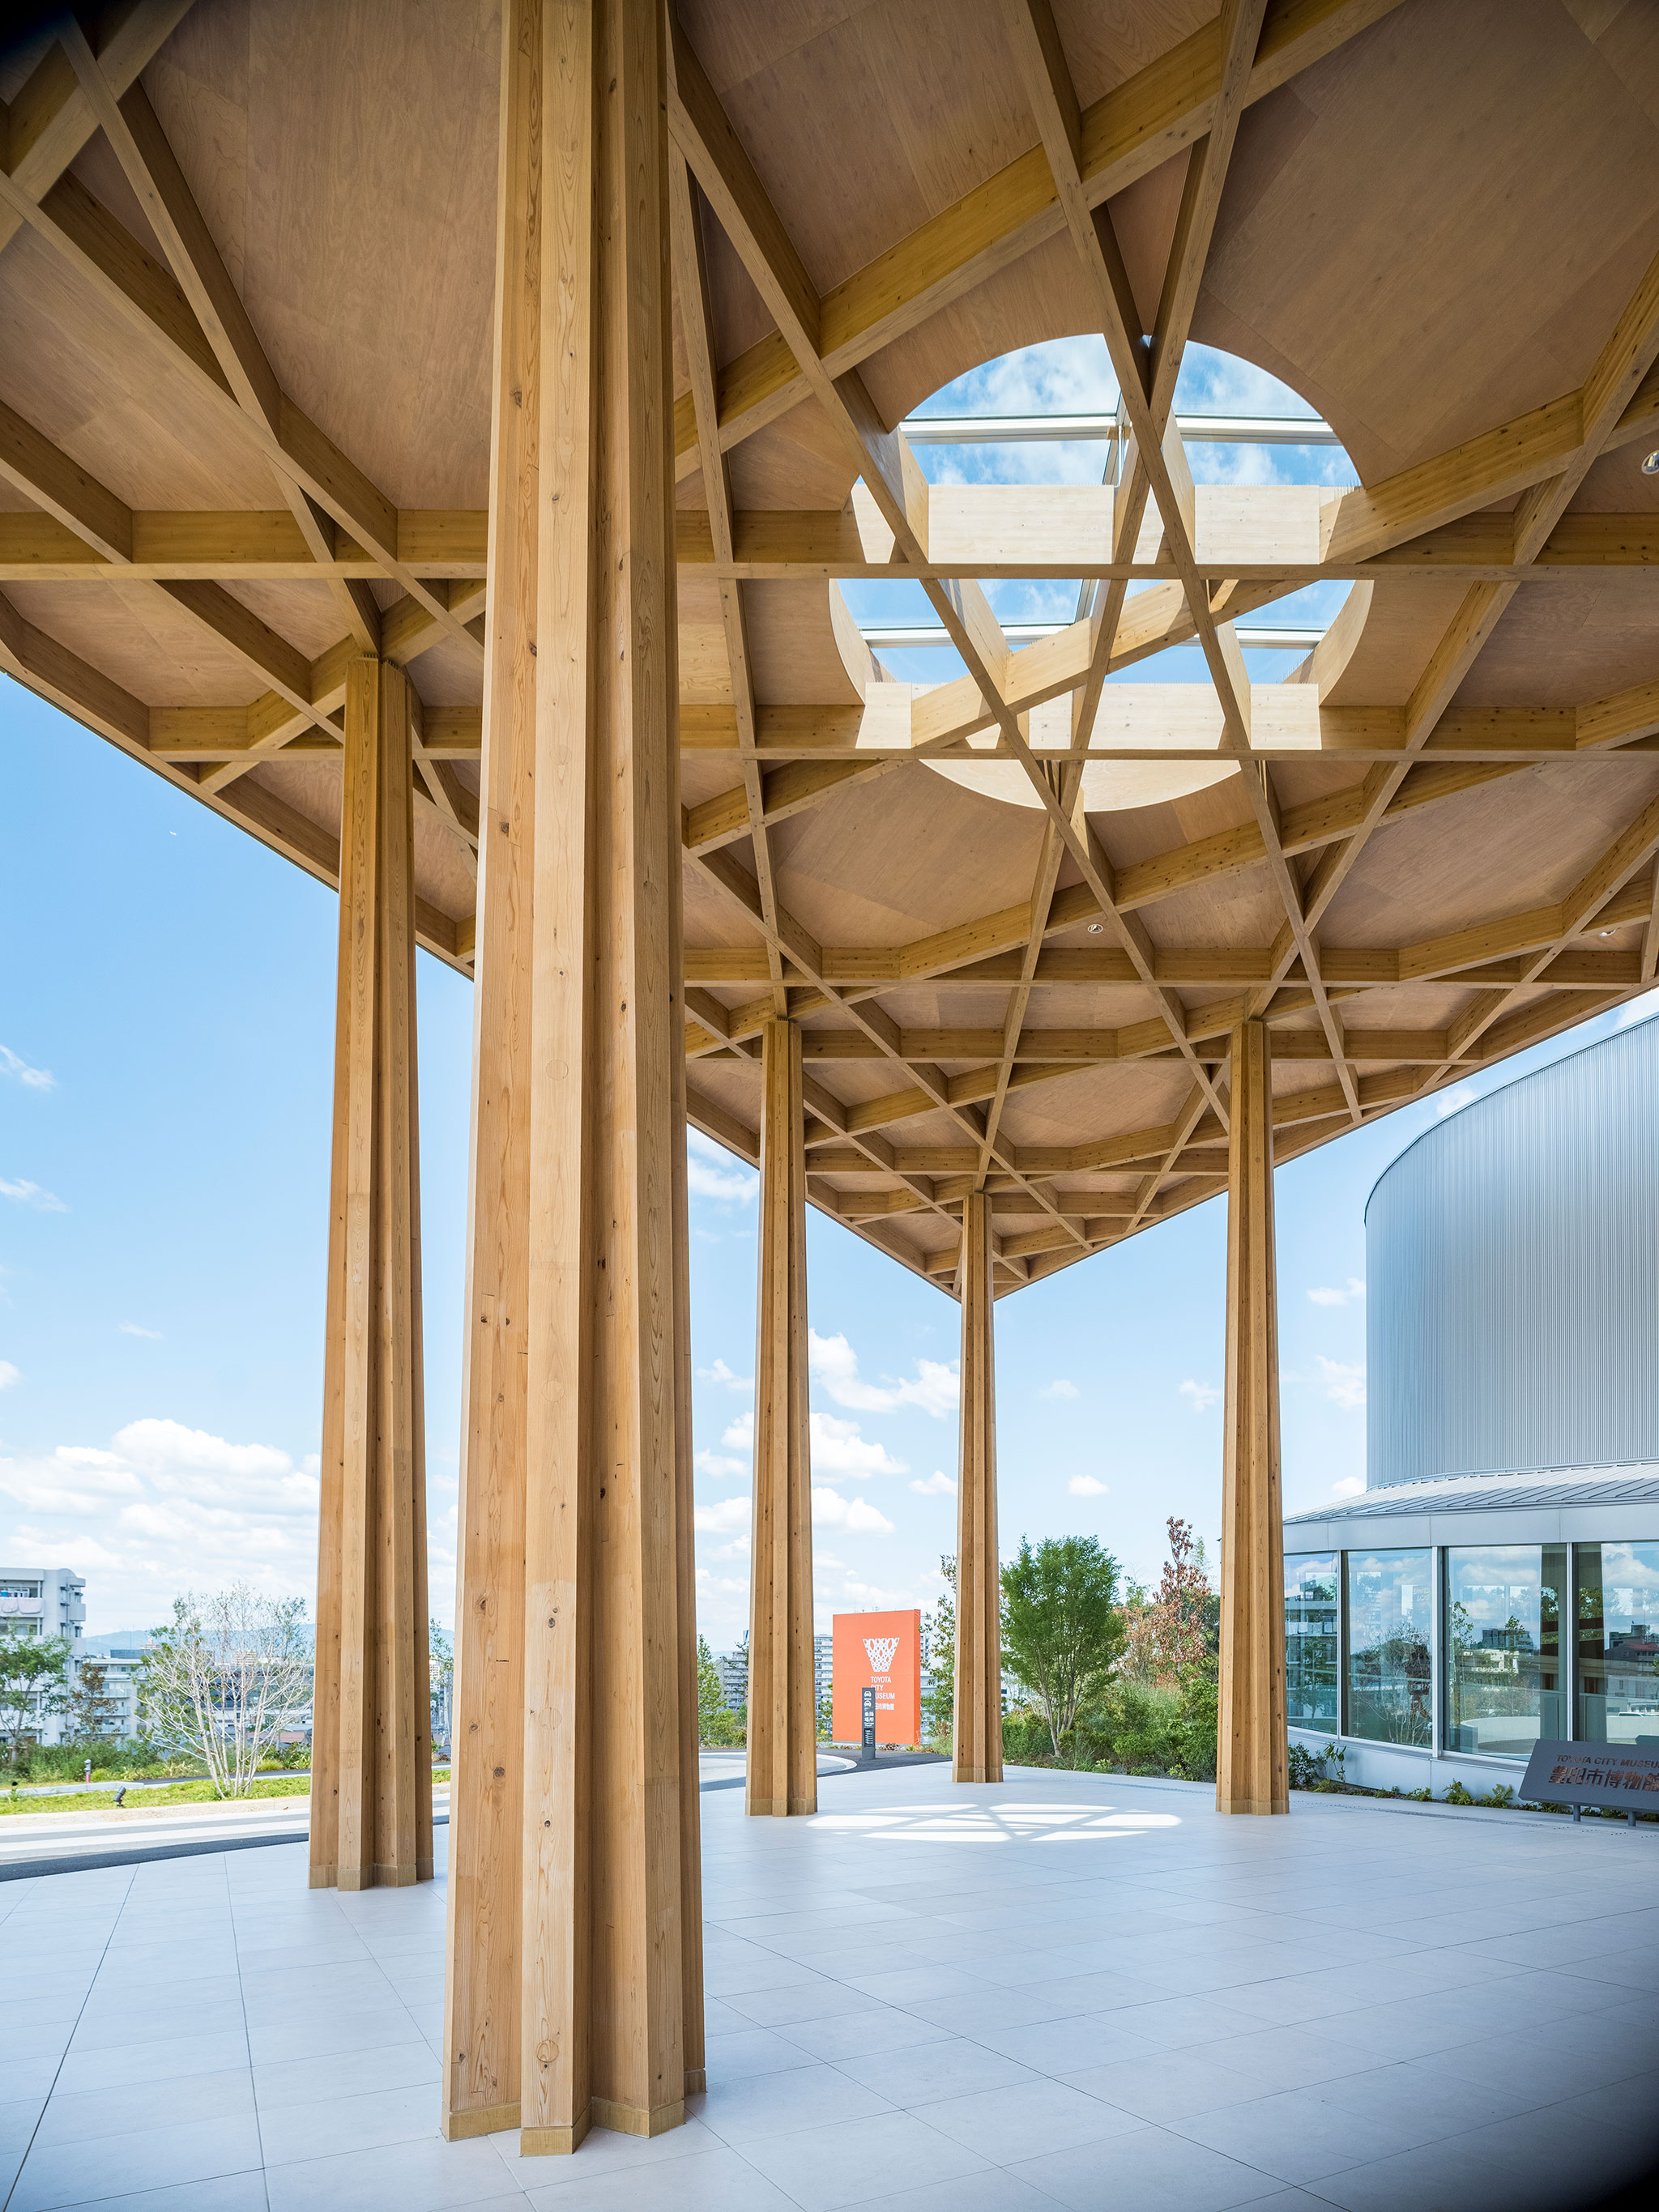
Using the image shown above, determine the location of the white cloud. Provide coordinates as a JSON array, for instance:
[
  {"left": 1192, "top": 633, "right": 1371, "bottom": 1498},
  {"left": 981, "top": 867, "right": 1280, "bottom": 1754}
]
[
  {"left": 911, "top": 1470, "right": 956, "bottom": 1496},
  {"left": 1040, "top": 1378, "right": 1080, "bottom": 1400},
  {"left": 722, "top": 1409, "right": 754, "bottom": 1449},
  {"left": 0, "top": 1177, "right": 66, "bottom": 1212},
  {"left": 811, "top": 1409, "right": 907, "bottom": 1478},
  {"left": 1068, "top": 1474, "right": 1108, "bottom": 1497},
  {"left": 694, "top": 1448, "right": 748, "bottom": 1480},
  {"left": 1330, "top": 1474, "right": 1366, "bottom": 1498},
  {"left": 1307, "top": 1278, "right": 1365, "bottom": 1308},
  {"left": 697, "top": 1357, "right": 752, "bottom": 1391},
  {"left": 1435, "top": 1084, "right": 1478, "bottom": 1119},
  {"left": 710, "top": 1536, "right": 750, "bottom": 1561},
  {"left": 1179, "top": 1379, "right": 1220, "bottom": 1413},
  {"left": 118, "top": 1321, "right": 163, "bottom": 1340},
  {"left": 811, "top": 1487, "right": 894, "bottom": 1535},
  {"left": 0, "top": 1045, "right": 53, "bottom": 1092},
  {"left": 1316, "top": 1357, "right": 1367, "bottom": 1411},
  {"left": 808, "top": 1330, "right": 957, "bottom": 1417},
  {"left": 0, "top": 1417, "right": 319, "bottom": 1621},
  {"left": 693, "top": 1495, "right": 751, "bottom": 1534},
  {"left": 0, "top": 1361, "right": 18, "bottom": 1391},
  {"left": 686, "top": 1130, "right": 757, "bottom": 1204}
]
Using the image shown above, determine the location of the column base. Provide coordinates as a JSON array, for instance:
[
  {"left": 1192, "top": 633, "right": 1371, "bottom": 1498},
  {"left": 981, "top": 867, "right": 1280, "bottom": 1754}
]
[
  {"left": 685, "top": 2067, "right": 706, "bottom": 2095},
  {"left": 953, "top": 1764, "right": 1004, "bottom": 1784},
  {"left": 307, "top": 1864, "right": 335, "bottom": 1890},
  {"left": 441, "top": 2099, "right": 519, "bottom": 2142},
  {"left": 334, "top": 1861, "right": 428, "bottom": 1891},
  {"left": 518, "top": 2094, "right": 684, "bottom": 2154},
  {"left": 1215, "top": 1795, "right": 1290, "bottom": 1816},
  {"left": 745, "top": 1795, "right": 817, "bottom": 1817}
]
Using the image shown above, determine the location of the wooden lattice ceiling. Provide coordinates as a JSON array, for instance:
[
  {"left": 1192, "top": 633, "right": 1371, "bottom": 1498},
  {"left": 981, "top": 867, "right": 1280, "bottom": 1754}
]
[{"left": 3, "top": 0, "right": 1659, "bottom": 1294}]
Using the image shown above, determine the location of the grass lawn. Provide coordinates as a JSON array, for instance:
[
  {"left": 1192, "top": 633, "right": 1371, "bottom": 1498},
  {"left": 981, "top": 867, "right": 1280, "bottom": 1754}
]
[{"left": 1, "top": 1768, "right": 451, "bottom": 1818}]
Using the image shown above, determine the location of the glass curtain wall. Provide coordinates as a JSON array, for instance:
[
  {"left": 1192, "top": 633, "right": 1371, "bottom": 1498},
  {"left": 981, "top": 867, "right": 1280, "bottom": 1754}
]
[
  {"left": 1576, "top": 1541, "right": 1659, "bottom": 1745},
  {"left": 1345, "top": 1549, "right": 1431, "bottom": 1745},
  {"left": 1444, "top": 1545, "right": 1567, "bottom": 1758},
  {"left": 1286, "top": 1554, "right": 1339, "bottom": 1728}
]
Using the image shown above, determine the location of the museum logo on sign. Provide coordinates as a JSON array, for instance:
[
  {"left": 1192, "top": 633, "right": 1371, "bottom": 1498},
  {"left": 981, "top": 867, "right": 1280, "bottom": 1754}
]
[{"left": 862, "top": 1637, "right": 899, "bottom": 1677}]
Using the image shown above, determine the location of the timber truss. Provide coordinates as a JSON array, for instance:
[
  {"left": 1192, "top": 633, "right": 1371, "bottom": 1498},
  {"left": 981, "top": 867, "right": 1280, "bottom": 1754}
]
[{"left": 4, "top": 0, "right": 1659, "bottom": 1293}]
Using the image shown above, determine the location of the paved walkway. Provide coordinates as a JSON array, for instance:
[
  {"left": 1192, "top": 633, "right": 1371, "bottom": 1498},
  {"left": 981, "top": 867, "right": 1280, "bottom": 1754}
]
[{"left": 2, "top": 1762, "right": 1655, "bottom": 2211}]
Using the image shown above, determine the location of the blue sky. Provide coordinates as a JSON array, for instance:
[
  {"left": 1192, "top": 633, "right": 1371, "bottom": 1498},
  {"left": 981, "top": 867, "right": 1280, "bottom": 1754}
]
[{"left": 2, "top": 339, "right": 1649, "bottom": 1650}]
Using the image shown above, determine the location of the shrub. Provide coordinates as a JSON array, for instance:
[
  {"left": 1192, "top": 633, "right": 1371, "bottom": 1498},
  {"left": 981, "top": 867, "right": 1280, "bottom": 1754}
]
[
  {"left": 702, "top": 1703, "right": 745, "bottom": 1749},
  {"left": 1478, "top": 1783, "right": 1516, "bottom": 1809},
  {"left": 1443, "top": 1779, "right": 1475, "bottom": 1805}
]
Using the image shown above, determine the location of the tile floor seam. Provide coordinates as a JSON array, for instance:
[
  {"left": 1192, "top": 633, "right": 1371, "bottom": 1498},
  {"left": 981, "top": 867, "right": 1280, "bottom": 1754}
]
[{"left": 1, "top": 1868, "right": 134, "bottom": 2212}]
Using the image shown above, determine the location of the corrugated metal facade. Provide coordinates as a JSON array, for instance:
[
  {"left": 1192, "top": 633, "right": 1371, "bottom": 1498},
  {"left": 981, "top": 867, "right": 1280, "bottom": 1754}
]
[{"left": 1366, "top": 1021, "right": 1659, "bottom": 1488}]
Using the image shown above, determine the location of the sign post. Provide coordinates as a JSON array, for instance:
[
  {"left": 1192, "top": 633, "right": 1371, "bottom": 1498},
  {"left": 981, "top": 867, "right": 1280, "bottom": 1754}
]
[{"left": 861, "top": 1686, "right": 876, "bottom": 1764}]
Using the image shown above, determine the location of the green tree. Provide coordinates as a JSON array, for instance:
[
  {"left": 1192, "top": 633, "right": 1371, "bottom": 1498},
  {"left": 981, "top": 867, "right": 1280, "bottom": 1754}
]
[
  {"left": 429, "top": 1619, "right": 454, "bottom": 1755},
  {"left": 139, "top": 1588, "right": 309, "bottom": 1797},
  {"left": 1000, "top": 1536, "right": 1124, "bottom": 1760},
  {"left": 697, "top": 1635, "right": 727, "bottom": 1741},
  {"left": 921, "top": 1555, "right": 956, "bottom": 1744},
  {"left": 66, "top": 1656, "right": 126, "bottom": 1745},
  {"left": 0, "top": 1628, "right": 71, "bottom": 1770}
]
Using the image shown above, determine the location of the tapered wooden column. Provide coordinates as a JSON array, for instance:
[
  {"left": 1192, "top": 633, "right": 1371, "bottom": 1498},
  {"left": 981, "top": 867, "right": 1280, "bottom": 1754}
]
[
  {"left": 309, "top": 656, "right": 433, "bottom": 1892},
  {"left": 748, "top": 1018, "right": 816, "bottom": 1817},
  {"left": 1217, "top": 1018, "right": 1289, "bottom": 1815},
  {"left": 954, "top": 1191, "right": 1003, "bottom": 1783},
  {"left": 441, "top": 0, "right": 702, "bottom": 2155}
]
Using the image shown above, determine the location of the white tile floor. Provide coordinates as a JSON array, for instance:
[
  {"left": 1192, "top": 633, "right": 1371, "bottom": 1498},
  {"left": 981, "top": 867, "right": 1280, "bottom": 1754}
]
[{"left": 2, "top": 1764, "right": 1656, "bottom": 2212}]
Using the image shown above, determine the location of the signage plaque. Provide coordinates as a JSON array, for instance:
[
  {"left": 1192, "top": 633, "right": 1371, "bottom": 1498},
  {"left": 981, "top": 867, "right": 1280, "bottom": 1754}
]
[
  {"left": 1518, "top": 1738, "right": 1659, "bottom": 1812},
  {"left": 832, "top": 1608, "right": 922, "bottom": 1745}
]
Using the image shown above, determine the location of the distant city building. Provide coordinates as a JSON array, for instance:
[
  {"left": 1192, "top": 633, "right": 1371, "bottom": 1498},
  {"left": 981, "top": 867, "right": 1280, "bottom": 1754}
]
[
  {"left": 1288, "top": 1030, "right": 1659, "bottom": 1795},
  {"left": 87, "top": 1649, "right": 147, "bottom": 1741},
  {"left": 714, "top": 1647, "right": 748, "bottom": 1712},
  {"left": 814, "top": 1634, "right": 832, "bottom": 1710},
  {"left": 0, "top": 1568, "right": 86, "bottom": 1747}
]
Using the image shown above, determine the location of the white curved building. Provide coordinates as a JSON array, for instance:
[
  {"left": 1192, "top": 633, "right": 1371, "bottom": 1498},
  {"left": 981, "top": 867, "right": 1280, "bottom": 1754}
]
[{"left": 1286, "top": 1025, "right": 1659, "bottom": 1793}]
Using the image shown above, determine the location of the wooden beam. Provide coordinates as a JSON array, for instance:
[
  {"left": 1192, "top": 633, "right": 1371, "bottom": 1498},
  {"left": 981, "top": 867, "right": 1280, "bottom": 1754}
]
[
  {"left": 666, "top": 0, "right": 1405, "bottom": 477},
  {"left": 0, "top": 0, "right": 195, "bottom": 260},
  {"left": 1217, "top": 1018, "right": 1287, "bottom": 1817},
  {"left": 748, "top": 1019, "right": 817, "bottom": 1818},
  {"left": 442, "top": 0, "right": 700, "bottom": 2153},
  {"left": 953, "top": 1191, "right": 1003, "bottom": 1783},
  {"left": 309, "top": 658, "right": 433, "bottom": 1895}
]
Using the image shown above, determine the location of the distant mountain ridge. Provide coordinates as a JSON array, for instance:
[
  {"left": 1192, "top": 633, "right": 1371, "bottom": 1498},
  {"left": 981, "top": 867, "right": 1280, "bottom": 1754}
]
[{"left": 81, "top": 1626, "right": 318, "bottom": 1656}]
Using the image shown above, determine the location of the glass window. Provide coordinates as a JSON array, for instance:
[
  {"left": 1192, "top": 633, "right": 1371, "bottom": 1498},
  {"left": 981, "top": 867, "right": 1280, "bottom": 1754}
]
[
  {"left": 1576, "top": 1542, "right": 1659, "bottom": 1747},
  {"left": 1346, "top": 1549, "right": 1431, "bottom": 1745},
  {"left": 1445, "top": 1545, "right": 1567, "bottom": 1760},
  {"left": 1286, "top": 1553, "right": 1339, "bottom": 1728}
]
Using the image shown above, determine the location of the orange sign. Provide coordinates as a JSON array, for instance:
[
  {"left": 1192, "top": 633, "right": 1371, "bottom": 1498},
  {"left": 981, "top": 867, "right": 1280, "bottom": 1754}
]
[{"left": 832, "top": 1609, "right": 922, "bottom": 1745}]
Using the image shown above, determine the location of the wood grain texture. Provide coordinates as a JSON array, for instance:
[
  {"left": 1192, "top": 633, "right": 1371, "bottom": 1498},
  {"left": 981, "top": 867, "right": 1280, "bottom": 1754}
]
[
  {"left": 309, "top": 655, "right": 433, "bottom": 1891},
  {"left": 442, "top": 0, "right": 697, "bottom": 2156},
  {"left": 1216, "top": 1020, "right": 1288, "bottom": 1817},
  {"left": 953, "top": 1192, "right": 1004, "bottom": 1784},
  {"left": 747, "top": 1018, "right": 817, "bottom": 1818}
]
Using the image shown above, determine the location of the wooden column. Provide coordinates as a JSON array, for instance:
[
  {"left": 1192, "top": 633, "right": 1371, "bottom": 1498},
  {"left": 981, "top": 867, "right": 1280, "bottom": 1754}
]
[
  {"left": 953, "top": 1191, "right": 1003, "bottom": 1784},
  {"left": 441, "top": 0, "right": 702, "bottom": 2155},
  {"left": 309, "top": 656, "right": 433, "bottom": 1892},
  {"left": 1217, "top": 1018, "right": 1289, "bottom": 1815},
  {"left": 748, "top": 1017, "right": 816, "bottom": 1817}
]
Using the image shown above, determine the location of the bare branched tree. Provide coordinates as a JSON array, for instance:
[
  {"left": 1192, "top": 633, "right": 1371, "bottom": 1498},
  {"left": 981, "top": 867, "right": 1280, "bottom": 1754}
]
[{"left": 139, "top": 1587, "right": 309, "bottom": 1797}]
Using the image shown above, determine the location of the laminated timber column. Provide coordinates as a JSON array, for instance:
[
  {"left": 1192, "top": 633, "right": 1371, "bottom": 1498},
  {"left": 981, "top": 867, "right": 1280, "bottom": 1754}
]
[
  {"left": 1217, "top": 1019, "right": 1290, "bottom": 1816},
  {"left": 441, "top": 0, "right": 702, "bottom": 2155},
  {"left": 309, "top": 656, "right": 433, "bottom": 1893},
  {"left": 748, "top": 1017, "right": 816, "bottom": 1818},
  {"left": 953, "top": 1192, "right": 1003, "bottom": 1784}
]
